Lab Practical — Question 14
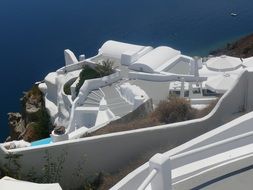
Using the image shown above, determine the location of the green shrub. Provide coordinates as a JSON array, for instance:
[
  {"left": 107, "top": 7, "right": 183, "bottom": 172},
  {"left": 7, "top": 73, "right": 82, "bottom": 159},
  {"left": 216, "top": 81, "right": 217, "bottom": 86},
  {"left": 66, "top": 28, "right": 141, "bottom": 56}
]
[
  {"left": 63, "top": 78, "right": 76, "bottom": 95},
  {"left": 75, "top": 65, "right": 101, "bottom": 95},
  {"left": 75, "top": 61, "right": 114, "bottom": 96}
]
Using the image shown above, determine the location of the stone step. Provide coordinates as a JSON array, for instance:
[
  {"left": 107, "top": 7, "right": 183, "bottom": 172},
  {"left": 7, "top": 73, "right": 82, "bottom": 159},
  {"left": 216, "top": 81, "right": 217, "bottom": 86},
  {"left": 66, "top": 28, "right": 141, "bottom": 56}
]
[
  {"left": 86, "top": 95, "right": 101, "bottom": 103},
  {"left": 108, "top": 100, "right": 130, "bottom": 107},
  {"left": 83, "top": 100, "right": 100, "bottom": 106},
  {"left": 91, "top": 90, "right": 104, "bottom": 99},
  {"left": 102, "top": 86, "right": 120, "bottom": 98}
]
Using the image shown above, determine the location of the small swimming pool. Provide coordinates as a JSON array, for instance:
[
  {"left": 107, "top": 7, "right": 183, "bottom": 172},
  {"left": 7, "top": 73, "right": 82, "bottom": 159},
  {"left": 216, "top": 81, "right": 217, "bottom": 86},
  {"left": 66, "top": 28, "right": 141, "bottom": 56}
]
[{"left": 31, "top": 137, "right": 52, "bottom": 146}]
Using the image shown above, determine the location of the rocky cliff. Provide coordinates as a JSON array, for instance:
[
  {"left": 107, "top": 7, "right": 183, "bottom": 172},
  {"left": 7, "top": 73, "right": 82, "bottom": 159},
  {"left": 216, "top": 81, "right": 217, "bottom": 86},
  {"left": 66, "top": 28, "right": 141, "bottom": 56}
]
[
  {"left": 210, "top": 33, "right": 253, "bottom": 58},
  {"left": 6, "top": 85, "right": 52, "bottom": 142}
]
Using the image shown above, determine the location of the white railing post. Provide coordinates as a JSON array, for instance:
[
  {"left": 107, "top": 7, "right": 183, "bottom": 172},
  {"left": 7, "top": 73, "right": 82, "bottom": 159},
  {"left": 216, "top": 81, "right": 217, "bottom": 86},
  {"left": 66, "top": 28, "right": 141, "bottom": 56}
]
[{"left": 149, "top": 153, "right": 172, "bottom": 190}]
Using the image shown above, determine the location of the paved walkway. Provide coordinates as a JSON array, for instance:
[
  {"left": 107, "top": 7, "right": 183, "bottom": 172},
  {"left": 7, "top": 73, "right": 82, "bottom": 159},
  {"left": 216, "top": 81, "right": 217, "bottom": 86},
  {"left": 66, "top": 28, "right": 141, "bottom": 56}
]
[{"left": 194, "top": 165, "right": 253, "bottom": 190}]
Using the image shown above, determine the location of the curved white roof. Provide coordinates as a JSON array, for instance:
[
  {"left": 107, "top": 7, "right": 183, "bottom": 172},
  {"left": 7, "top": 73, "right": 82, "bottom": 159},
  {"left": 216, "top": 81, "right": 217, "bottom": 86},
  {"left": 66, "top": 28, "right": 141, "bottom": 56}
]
[
  {"left": 129, "top": 46, "right": 181, "bottom": 73},
  {"left": 205, "top": 73, "right": 238, "bottom": 93},
  {"left": 99, "top": 40, "right": 145, "bottom": 60},
  {"left": 206, "top": 55, "right": 242, "bottom": 72}
]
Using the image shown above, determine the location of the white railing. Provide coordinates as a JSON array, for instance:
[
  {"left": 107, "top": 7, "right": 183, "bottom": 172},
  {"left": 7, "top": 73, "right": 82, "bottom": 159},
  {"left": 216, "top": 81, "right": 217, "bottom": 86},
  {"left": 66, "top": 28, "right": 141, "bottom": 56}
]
[
  {"left": 137, "top": 169, "right": 157, "bottom": 190},
  {"left": 138, "top": 130, "right": 253, "bottom": 190},
  {"left": 128, "top": 71, "right": 207, "bottom": 82},
  {"left": 56, "top": 60, "right": 96, "bottom": 74}
]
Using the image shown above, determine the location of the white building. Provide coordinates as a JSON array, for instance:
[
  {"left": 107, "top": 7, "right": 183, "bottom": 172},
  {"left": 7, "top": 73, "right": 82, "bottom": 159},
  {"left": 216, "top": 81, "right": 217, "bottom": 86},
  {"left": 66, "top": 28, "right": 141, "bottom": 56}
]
[{"left": 1, "top": 40, "right": 253, "bottom": 189}]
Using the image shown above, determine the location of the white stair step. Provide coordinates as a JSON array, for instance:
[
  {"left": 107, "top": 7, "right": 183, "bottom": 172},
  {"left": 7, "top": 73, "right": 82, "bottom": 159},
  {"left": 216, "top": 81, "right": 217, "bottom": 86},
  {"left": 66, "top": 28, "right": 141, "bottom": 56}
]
[{"left": 86, "top": 96, "right": 101, "bottom": 103}]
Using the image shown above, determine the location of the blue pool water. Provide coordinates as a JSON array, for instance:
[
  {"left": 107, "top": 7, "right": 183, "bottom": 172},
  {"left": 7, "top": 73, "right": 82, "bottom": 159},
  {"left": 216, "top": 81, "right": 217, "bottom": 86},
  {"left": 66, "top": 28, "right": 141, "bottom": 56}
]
[
  {"left": 31, "top": 137, "right": 52, "bottom": 146},
  {"left": 0, "top": 0, "right": 253, "bottom": 141}
]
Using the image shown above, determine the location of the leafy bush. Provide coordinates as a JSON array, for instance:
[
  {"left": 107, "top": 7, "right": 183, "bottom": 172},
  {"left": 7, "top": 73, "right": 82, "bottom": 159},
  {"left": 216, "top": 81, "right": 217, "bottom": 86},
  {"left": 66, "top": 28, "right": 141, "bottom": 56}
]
[
  {"left": 63, "top": 78, "right": 76, "bottom": 95},
  {"left": 75, "top": 65, "right": 101, "bottom": 95}
]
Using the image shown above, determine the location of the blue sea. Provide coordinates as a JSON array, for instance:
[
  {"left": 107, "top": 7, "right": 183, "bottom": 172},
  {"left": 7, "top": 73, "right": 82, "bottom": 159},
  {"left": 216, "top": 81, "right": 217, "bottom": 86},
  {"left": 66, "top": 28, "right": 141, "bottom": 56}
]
[{"left": 0, "top": 0, "right": 253, "bottom": 141}]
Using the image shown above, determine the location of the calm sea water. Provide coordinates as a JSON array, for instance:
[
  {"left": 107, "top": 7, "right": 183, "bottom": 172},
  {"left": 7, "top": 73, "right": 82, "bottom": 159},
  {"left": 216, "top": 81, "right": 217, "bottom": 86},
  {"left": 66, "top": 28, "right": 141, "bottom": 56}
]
[{"left": 0, "top": 0, "right": 253, "bottom": 141}]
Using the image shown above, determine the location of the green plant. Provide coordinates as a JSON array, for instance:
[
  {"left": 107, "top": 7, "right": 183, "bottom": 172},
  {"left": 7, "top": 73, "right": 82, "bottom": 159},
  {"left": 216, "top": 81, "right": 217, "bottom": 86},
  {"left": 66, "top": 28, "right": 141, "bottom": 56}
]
[
  {"left": 75, "top": 61, "right": 114, "bottom": 96},
  {"left": 95, "top": 59, "right": 114, "bottom": 77},
  {"left": 75, "top": 65, "right": 101, "bottom": 95},
  {"left": 64, "top": 78, "right": 76, "bottom": 95}
]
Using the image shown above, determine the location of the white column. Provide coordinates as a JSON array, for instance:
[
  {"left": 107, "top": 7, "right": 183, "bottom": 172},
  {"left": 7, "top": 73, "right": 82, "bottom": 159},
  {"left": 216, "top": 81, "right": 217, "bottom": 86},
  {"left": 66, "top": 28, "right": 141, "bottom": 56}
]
[
  {"left": 180, "top": 77, "right": 185, "bottom": 98},
  {"left": 149, "top": 153, "right": 172, "bottom": 190}
]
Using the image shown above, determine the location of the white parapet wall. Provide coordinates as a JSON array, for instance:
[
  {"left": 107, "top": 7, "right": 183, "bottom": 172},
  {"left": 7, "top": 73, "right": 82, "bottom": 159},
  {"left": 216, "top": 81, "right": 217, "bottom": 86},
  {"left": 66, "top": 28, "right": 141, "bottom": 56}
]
[
  {"left": 56, "top": 59, "right": 97, "bottom": 74},
  {"left": 0, "top": 70, "right": 252, "bottom": 189},
  {"left": 44, "top": 72, "right": 58, "bottom": 105}
]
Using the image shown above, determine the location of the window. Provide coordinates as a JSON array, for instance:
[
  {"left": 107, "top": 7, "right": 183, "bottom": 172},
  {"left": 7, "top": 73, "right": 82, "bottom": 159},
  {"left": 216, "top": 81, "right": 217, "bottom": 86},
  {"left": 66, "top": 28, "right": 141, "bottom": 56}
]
[
  {"left": 169, "top": 90, "right": 180, "bottom": 97},
  {"left": 193, "top": 88, "right": 201, "bottom": 94}
]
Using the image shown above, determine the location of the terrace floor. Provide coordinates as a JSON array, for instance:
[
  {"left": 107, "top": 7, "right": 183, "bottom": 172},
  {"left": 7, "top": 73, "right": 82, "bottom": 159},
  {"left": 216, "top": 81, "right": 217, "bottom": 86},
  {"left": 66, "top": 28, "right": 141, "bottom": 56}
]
[{"left": 201, "top": 167, "right": 253, "bottom": 190}]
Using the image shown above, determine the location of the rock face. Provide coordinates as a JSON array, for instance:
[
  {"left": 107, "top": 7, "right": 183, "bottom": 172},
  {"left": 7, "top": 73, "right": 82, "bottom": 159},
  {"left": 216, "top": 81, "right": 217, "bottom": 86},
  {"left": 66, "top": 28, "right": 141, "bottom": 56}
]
[
  {"left": 211, "top": 33, "right": 253, "bottom": 58},
  {"left": 7, "top": 113, "right": 26, "bottom": 141},
  {"left": 6, "top": 85, "right": 52, "bottom": 142}
]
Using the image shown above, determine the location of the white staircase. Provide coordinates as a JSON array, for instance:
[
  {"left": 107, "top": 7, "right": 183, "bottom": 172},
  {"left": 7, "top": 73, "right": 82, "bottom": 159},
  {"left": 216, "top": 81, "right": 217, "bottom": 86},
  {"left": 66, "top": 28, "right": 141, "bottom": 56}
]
[{"left": 101, "top": 85, "right": 133, "bottom": 117}]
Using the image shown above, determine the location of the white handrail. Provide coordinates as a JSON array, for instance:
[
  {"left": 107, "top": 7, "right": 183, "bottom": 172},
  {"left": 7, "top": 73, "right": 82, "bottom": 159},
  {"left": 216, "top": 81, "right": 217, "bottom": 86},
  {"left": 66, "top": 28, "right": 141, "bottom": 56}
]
[
  {"left": 137, "top": 169, "right": 158, "bottom": 190},
  {"left": 171, "top": 130, "right": 253, "bottom": 161},
  {"left": 142, "top": 131, "right": 253, "bottom": 190}
]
